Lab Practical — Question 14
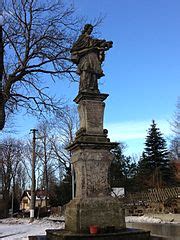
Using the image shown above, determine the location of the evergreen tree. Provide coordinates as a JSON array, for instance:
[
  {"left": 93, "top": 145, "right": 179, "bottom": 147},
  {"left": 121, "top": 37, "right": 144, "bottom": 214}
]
[
  {"left": 109, "top": 144, "right": 124, "bottom": 188},
  {"left": 138, "top": 120, "right": 174, "bottom": 189},
  {"left": 109, "top": 143, "right": 137, "bottom": 192},
  {"left": 49, "top": 167, "right": 72, "bottom": 206}
]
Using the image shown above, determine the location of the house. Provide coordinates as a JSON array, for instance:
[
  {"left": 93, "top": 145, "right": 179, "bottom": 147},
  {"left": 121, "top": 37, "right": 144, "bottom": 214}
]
[{"left": 20, "top": 189, "right": 49, "bottom": 211}]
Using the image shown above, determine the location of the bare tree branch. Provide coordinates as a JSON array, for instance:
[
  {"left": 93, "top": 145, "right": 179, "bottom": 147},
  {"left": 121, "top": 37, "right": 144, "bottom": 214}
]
[{"left": 1, "top": 0, "right": 82, "bottom": 127}]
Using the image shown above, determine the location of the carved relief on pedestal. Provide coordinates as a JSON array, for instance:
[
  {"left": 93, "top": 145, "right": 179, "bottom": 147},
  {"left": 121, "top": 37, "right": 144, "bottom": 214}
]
[
  {"left": 71, "top": 148, "right": 113, "bottom": 198},
  {"left": 78, "top": 100, "right": 105, "bottom": 134}
]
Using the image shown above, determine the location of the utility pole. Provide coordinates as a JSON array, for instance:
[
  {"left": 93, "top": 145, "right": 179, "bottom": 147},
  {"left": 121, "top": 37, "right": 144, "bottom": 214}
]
[
  {"left": 30, "top": 129, "right": 38, "bottom": 223},
  {"left": 11, "top": 177, "right": 15, "bottom": 217}
]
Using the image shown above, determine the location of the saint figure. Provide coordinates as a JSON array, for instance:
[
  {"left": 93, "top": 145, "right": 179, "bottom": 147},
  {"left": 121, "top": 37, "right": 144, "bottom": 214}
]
[{"left": 71, "top": 24, "right": 113, "bottom": 93}]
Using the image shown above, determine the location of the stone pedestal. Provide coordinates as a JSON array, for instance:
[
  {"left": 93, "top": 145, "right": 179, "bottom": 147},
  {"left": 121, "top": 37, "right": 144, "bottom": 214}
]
[
  {"left": 66, "top": 92, "right": 125, "bottom": 233},
  {"left": 65, "top": 197, "right": 125, "bottom": 233},
  {"left": 46, "top": 229, "right": 150, "bottom": 240}
]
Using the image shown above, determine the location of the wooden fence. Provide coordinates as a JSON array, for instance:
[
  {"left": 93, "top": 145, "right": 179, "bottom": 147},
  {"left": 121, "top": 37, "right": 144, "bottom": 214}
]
[
  {"left": 125, "top": 187, "right": 179, "bottom": 204},
  {"left": 124, "top": 187, "right": 180, "bottom": 214}
]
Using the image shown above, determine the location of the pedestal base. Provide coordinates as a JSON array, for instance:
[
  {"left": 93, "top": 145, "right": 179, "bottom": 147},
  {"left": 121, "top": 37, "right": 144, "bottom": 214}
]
[
  {"left": 65, "top": 197, "right": 125, "bottom": 233},
  {"left": 46, "top": 228, "right": 150, "bottom": 240}
]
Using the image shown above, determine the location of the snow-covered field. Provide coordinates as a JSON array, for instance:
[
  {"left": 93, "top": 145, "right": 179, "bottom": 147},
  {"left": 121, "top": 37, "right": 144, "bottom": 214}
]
[
  {"left": 0, "top": 217, "right": 64, "bottom": 240},
  {"left": 126, "top": 214, "right": 180, "bottom": 224},
  {"left": 0, "top": 215, "right": 179, "bottom": 240},
  {"left": 126, "top": 216, "right": 163, "bottom": 223}
]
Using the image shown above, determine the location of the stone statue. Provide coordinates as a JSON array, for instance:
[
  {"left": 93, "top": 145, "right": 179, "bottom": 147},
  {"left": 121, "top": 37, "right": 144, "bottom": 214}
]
[{"left": 71, "top": 24, "right": 113, "bottom": 93}]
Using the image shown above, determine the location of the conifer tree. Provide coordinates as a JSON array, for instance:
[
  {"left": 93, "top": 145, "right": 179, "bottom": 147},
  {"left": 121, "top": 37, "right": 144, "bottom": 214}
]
[
  {"left": 138, "top": 120, "right": 174, "bottom": 189},
  {"left": 109, "top": 144, "right": 124, "bottom": 188},
  {"left": 109, "top": 143, "right": 137, "bottom": 192}
]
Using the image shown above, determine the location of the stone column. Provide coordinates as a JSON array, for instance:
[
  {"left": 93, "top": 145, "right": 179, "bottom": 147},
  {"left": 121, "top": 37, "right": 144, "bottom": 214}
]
[{"left": 65, "top": 92, "right": 125, "bottom": 233}]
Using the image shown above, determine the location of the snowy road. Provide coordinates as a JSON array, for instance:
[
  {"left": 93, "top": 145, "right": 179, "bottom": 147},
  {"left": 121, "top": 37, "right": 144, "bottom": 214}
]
[{"left": 0, "top": 218, "right": 64, "bottom": 240}]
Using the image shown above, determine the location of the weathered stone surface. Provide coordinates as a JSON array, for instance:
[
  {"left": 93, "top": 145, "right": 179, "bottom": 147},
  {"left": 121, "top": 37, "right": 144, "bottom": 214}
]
[
  {"left": 46, "top": 228, "right": 150, "bottom": 240},
  {"left": 65, "top": 89, "right": 124, "bottom": 232},
  {"left": 74, "top": 92, "right": 108, "bottom": 104},
  {"left": 70, "top": 24, "right": 112, "bottom": 94},
  {"left": 65, "top": 89, "right": 124, "bottom": 233},
  {"left": 65, "top": 197, "right": 125, "bottom": 233},
  {"left": 71, "top": 148, "right": 113, "bottom": 198},
  {"left": 78, "top": 99, "right": 105, "bottom": 134}
]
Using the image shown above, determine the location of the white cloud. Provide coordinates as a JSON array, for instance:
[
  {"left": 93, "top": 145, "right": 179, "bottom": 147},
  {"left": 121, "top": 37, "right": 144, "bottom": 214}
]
[
  {"left": 104, "top": 119, "right": 172, "bottom": 155},
  {"left": 105, "top": 119, "right": 171, "bottom": 142}
]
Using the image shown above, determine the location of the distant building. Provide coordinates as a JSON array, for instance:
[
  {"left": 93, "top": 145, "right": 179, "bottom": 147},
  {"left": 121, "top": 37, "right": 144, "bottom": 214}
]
[{"left": 20, "top": 190, "right": 49, "bottom": 211}]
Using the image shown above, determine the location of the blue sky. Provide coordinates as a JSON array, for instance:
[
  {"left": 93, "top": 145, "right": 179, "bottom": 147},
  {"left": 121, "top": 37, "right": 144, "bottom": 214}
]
[
  {"left": 73, "top": 0, "right": 180, "bottom": 155},
  {"left": 3, "top": 0, "right": 180, "bottom": 156}
]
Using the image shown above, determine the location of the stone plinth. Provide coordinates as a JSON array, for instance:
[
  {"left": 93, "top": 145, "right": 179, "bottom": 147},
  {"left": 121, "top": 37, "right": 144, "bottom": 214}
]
[
  {"left": 65, "top": 197, "right": 125, "bottom": 233},
  {"left": 46, "top": 228, "right": 150, "bottom": 240}
]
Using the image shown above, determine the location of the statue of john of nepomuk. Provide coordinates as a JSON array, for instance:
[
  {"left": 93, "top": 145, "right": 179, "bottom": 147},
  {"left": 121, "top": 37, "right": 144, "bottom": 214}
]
[{"left": 71, "top": 24, "right": 113, "bottom": 94}]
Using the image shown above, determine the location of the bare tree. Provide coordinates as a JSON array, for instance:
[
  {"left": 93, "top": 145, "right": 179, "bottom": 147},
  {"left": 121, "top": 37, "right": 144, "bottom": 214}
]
[
  {"left": 14, "top": 162, "right": 27, "bottom": 198},
  {"left": 169, "top": 97, "right": 180, "bottom": 160},
  {"left": 35, "top": 105, "right": 78, "bottom": 186},
  {"left": 172, "top": 97, "right": 180, "bottom": 135},
  {"left": 50, "top": 105, "right": 78, "bottom": 198},
  {"left": 35, "top": 121, "right": 54, "bottom": 208},
  {"left": 1, "top": 137, "right": 24, "bottom": 215},
  {"left": 50, "top": 105, "right": 79, "bottom": 171},
  {"left": 1, "top": 0, "right": 82, "bottom": 129}
]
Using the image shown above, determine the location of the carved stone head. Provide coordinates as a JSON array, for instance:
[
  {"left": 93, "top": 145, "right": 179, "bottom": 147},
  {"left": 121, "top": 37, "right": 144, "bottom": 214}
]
[{"left": 82, "top": 24, "right": 93, "bottom": 35}]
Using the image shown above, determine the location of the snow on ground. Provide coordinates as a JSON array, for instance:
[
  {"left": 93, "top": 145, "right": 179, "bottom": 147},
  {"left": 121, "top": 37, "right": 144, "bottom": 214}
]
[
  {"left": 0, "top": 217, "right": 64, "bottom": 240},
  {"left": 126, "top": 216, "right": 162, "bottom": 223},
  {"left": 0, "top": 215, "right": 179, "bottom": 239},
  {"left": 126, "top": 214, "right": 180, "bottom": 224}
]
